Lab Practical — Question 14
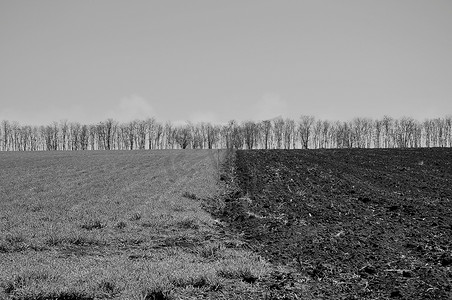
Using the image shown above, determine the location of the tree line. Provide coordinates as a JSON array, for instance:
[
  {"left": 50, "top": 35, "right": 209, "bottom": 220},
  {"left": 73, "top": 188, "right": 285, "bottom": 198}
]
[{"left": 0, "top": 115, "right": 451, "bottom": 151}]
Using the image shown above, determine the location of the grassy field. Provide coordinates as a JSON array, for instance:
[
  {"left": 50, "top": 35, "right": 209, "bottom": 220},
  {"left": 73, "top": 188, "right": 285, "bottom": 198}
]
[{"left": 0, "top": 150, "right": 270, "bottom": 300}]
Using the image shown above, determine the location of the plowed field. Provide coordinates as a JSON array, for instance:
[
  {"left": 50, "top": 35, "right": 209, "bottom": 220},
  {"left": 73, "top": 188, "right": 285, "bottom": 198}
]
[{"left": 220, "top": 148, "right": 452, "bottom": 299}]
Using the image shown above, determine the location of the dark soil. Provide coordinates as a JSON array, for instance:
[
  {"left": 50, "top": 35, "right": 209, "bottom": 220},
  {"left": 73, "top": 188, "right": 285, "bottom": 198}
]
[{"left": 218, "top": 148, "right": 452, "bottom": 300}]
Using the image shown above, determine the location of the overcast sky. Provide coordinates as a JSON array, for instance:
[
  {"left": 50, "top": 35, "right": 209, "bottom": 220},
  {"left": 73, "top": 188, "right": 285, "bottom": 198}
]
[{"left": 1, "top": 0, "right": 451, "bottom": 125}]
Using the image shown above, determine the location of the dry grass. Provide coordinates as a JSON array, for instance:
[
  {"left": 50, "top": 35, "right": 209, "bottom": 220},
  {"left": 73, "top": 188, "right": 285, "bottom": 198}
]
[{"left": 0, "top": 150, "right": 270, "bottom": 299}]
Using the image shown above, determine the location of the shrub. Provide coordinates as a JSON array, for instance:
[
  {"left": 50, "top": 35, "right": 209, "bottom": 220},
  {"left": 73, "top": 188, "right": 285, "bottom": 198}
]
[
  {"left": 141, "top": 287, "right": 173, "bottom": 300},
  {"left": 115, "top": 221, "right": 127, "bottom": 229},
  {"left": 176, "top": 218, "right": 200, "bottom": 230},
  {"left": 170, "top": 273, "right": 222, "bottom": 291},
  {"left": 216, "top": 255, "right": 269, "bottom": 284},
  {"left": 217, "top": 266, "right": 258, "bottom": 283},
  {"left": 198, "top": 242, "right": 226, "bottom": 259},
  {"left": 0, "top": 233, "right": 27, "bottom": 252},
  {"left": 182, "top": 192, "right": 198, "bottom": 200},
  {"left": 45, "top": 232, "right": 104, "bottom": 247},
  {"left": 2, "top": 270, "right": 55, "bottom": 295},
  {"left": 129, "top": 212, "right": 142, "bottom": 221},
  {"left": 80, "top": 219, "right": 104, "bottom": 230},
  {"left": 97, "top": 278, "right": 119, "bottom": 298}
]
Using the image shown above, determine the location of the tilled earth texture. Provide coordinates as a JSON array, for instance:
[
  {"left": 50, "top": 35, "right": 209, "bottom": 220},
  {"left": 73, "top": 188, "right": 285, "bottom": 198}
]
[{"left": 219, "top": 148, "right": 452, "bottom": 300}]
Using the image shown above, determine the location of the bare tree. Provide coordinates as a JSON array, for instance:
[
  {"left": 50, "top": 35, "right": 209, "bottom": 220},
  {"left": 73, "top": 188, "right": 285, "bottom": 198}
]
[
  {"left": 51, "top": 122, "right": 59, "bottom": 150},
  {"left": 0, "top": 122, "right": 3, "bottom": 151},
  {"left": 298, "top": 115, "right": 315, "bottom": 149},
  {"left": 97, "top": 119, "right": 116, "bottom": 150},
  {"left": 190, "top": 122, "right": 204, "bottom": 149},
  {"left": 320, "top": 120, "right": 331, "bottom": 148},
  {"left": 69, "top": 122, "right": 81, "bottom": 150},
  {"left": 243, "top": 121, "right": 258, "bottom": 149},
  {"left": 60, "top": 120, "right": 69, "bottom": 150},
  {"left": 117, "top": 123, "right": 128, "bottom": 150},
  {"left": 283, "top": 119, "right": 296, "bottom": 149},
  {"left": 146, "top": 118, "right": 156, "bottom": 149},
  {"left": 164, "top": 121, "right": 176, "bottom": 149},
  {"left": 445, "top": 116, "right": 452, "bottom": 147},
  {"left": 2, "top": 115, "right": 452, "bottom": 151},
  {"left": 17, "top": 125, "right": 31, "bottom": 151},
  {"left": 335, "top": 121, "right": 353, "bottom": 148},
  {"left": 312, "top": 120, "right": 322, "bottom": 149},
  {"left": 154, "top": 122, "right": 164, "bottom": 149},
  {"left": 273, "top": 118, "right": 285, "bottom": 149},
  {"left": 260, "top": 120, "right": 272, "bottom": 149},
  {"left": 42, "top": 122, "right": 59, "bottom": 151},
  {"left": 136, "top": 120, "right": 146, "bottom": 149},
  {"left": 219, "top": 124, "right": 229, "bottom": 149},
  {"left": 206, "top": 123, "right": 219, "bottom": 149},
  {"left": 175, "top": 123, "right": 192, "bottom": 149},
  {"left": 363, "top": 118, "right": 373, "bottom": 148},
  {"left": 80, "top": 125, "right": 89, "bottom": 150},
  {"left": 30, "top": 126, "right": 40, "bottom": 151},
  {"left": 2, "top": 120, "right": 10, "bottom": 150},
  {"left": 373, "top": 119, "right": 382, "bottom": 148},
  {"left": 223, "top": 121, "right": 232, "bottom": 149},
  {"left": 198, "top": 123, "right": 208, "bottom": 149},
  {"left": 127, "top": 121, "right": 136, "bottom": 150},
  {"left": 351, "top": 118, "right": 365, "bottom": 148},
  {"left": 382, "top": 116, "right": 394, "bottom": 148},
  {"left": 393, "top": 117, "right": 416, "bottom": 148},
  {"left": 9, "top": 121, "right": 20, "bottom": 151},
  {"left": 88, "top": 124, "right": 96, "bottom": 150},
  {"left": 423, "top": 119, "right": 434, "bottom": 147},
  {"left": 435, "top": 118, "right": 448, "bottom": 147},
  {"left": 414, "top": 121, "right": 422, "bottom": 148},
  {"left": 224, "top": 120, "right": 243, "bottom": 149}
]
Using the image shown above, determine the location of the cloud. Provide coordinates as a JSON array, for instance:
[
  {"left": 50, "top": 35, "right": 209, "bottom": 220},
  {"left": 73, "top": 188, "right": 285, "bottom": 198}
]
[
  {"left": 188, "top": 111, "right": 219, "bottom": 124},
  {"left": 105, "top": 95, "right": 155, "bottom": 123},
  {"left": 0, "top": 104, "right": 88, "bottom": 126},
  {"left": 171, "top": 111, "right": 220, "bottom": 126},
  {"left": 0, "top": 95, "right": 154, "bottom": 125},
  {"left": 254, "top": 93, "right": 288, "bottom": 121}
]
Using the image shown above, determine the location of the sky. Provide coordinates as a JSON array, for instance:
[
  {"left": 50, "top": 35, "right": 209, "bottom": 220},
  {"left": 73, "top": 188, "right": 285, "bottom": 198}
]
[{"left": 1, "top": 0, "right": 451, "bottom": 125}]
